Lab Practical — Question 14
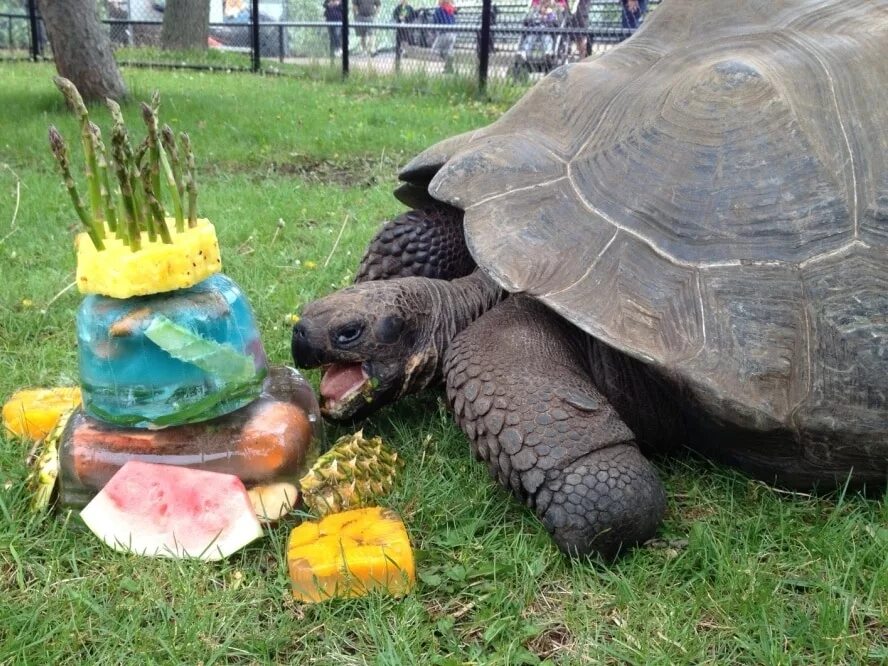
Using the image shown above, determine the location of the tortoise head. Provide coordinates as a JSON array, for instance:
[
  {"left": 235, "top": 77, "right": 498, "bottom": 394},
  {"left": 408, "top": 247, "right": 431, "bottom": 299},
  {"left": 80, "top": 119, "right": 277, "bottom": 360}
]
[{"left": 291, "top": 278, "right": 438, "bottom": 421}]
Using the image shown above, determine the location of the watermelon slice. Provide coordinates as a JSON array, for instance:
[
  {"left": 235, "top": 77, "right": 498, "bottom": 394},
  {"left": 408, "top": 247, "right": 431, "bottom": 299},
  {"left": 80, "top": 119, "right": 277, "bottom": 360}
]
[{"left": 80, "top": 461, "right": 264, "bottom": 560}]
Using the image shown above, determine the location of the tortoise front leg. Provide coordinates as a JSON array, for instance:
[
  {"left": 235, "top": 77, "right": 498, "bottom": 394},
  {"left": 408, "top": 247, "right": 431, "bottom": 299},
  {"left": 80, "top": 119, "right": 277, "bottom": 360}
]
[
  {"left": 355, "top": 205, "right": 475, "bottom": 282},
  {"left": 444, "top": 296, "right": 666, "bottom": 558}
]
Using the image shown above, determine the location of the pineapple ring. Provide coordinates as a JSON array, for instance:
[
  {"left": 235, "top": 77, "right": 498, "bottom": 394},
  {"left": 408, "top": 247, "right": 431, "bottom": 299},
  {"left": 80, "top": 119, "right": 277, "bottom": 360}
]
[{"left": 76, "top": 219, "right": 222, "bottom": 298}]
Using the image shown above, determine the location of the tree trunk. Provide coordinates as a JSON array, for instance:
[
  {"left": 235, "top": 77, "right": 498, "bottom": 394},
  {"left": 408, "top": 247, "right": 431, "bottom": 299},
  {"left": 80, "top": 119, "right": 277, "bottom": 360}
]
[
  {"left": 161, "top": 0, "right": 211, "bottom": 51},
  {"left": 36, "top": 0, "right": 127, "bottom": 103}
]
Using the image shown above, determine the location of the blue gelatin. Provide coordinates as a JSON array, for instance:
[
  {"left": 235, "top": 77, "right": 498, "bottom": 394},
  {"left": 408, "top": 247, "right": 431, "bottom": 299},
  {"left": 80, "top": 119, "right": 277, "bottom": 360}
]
[{"left": 77, "top": 274, "right": 268, "bottom": 428}]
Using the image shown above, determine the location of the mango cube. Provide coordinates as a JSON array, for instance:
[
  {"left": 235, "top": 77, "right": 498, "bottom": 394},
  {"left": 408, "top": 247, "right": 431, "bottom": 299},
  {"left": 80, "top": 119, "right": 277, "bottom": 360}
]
[{"left": 287, "top": 506, "right": 415, "bottom": 603}]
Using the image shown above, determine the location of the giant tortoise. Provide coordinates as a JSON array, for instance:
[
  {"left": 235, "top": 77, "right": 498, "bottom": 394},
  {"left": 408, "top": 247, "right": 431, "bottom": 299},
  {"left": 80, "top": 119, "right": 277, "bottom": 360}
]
[{"left": 292, "top": 0, "right": 888, "bottom": 558}]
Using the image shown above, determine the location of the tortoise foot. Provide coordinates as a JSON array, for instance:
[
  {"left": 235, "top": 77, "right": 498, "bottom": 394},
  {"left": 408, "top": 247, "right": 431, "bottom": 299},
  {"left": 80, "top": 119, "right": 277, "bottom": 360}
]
[
  {"left": 445, "top": 296, "right": 667, "bottom": 559},
  {"left": 535, "top": 444, "right": 665, "bottom": 559}
]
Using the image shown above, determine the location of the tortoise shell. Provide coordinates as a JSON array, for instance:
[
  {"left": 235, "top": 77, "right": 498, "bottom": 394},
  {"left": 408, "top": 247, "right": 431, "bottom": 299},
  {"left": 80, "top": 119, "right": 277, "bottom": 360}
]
[{"left": 400, "top": 0, "right": 888, "bottom": 480}]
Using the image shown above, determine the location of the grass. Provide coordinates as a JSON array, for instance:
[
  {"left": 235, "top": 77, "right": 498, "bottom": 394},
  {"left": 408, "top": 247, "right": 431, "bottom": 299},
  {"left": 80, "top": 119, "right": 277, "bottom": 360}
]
[{"left": 0, "top": 62, "right": 886, "bottom": 665}]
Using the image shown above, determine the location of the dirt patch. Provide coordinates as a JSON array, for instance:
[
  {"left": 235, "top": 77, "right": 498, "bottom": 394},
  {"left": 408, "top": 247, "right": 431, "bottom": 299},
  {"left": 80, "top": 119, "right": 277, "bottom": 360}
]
[
  {"left": 269, "top": 155, "right": 380, "bottom": 187},
  {"left": 522, "top": 582, "right": 578, "bottom": 661},
  {"left": 526, "top": 622, "right": 575, "bottom": 661},
  {"left": 212, "top": 153, "right": 405, "bottom": 188}
]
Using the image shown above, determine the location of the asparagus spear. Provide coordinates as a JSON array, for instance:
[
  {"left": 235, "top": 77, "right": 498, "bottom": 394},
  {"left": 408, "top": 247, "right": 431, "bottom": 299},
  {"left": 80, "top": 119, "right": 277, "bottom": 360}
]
[
  {"left": 48, "top": 127, "right": 104, "bottom": 251},
  {"left": 53, "top": 77, "right": 104, "bottom": 229},
  {"left": 140, "top": 102, "right": 163, "bottom": 212},
  {"left": 105, "top": 97, "right": 126, "bottom": 128},
  {"left": 141, "top": 100, "right": 185, "bottom": 232},
  {"left": 142, "top": 173, "right": 173, "bottom": 244},
  {"left": 132, "top": 137, "right": 152, "bottom": 238},
  {"left": 179, "top": 132, "right": 198, "bottom": 227},
  {"left": 106, "top": 98, "right": 141, "bottom": 250},
  {"left": 161, "top": 124, "right": 186, "bottom": 230},
  {"left": 144, "top": 139, "right": 162, "bottom": 232},
  {"left": 162, "top": 125, "right": 184, "bottom": 200},
  {"left": 90, "top": 122, "right": 120, "bottom": 236},
  {"left": 110, "top": 131, "right": 141, "bottom": 251},
  {"left": 134, "top": 136, "right": 149, "bottom": 168}
]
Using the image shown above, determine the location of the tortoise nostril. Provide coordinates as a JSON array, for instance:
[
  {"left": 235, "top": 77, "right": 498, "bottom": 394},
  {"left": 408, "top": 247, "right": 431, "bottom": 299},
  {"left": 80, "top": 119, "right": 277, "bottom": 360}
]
[{"left": 291, "top": 322, "right": 321, "bottom": 367}]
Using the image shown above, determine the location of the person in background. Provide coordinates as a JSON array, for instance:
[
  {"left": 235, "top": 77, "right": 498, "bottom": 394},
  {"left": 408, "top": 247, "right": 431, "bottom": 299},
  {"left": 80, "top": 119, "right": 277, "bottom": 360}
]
[
  {"left": 517, "top": 0, "right": 560, "bottom": 60},
  {"left": 323, "top": 0, "right": 344, "bottom": 57},
  {"left": 572, "top": 0, "right": 589, "bottom": 59},
  {"left": 353, "top": 0, "right": 381, "bottom": 55},
  {"left": 224, "top": 0, "right": 247, "bottom": 18},
  {"left": 432, "top": 0, "right": 457, "bottom": 73},
  {"left": 488, "top": 3, "right": 498, "bottom": 53},
  {"left": 393, "top": 0, "right": 417, "bottom": 51},
  {"left": 621, "top": 0, "right": 648, "bottom": 30}
]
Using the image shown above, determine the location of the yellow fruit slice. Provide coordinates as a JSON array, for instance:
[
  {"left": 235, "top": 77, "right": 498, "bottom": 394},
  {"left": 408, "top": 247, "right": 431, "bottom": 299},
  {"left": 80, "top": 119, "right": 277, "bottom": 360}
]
[
  {"left": 287, "top": 506, "right": 415, "bottom": 603},
  {"left": 27, "top": 408, "right": 72, "bottom": 511},
  {"left": 248, "top": 482, "right": 299, "bottom": 523},
  {"left": 76, "top": 219, "right": 222, "bottom": 298},
  {"left": 2, "top": 387, "right": 82, "bottom": 440}
]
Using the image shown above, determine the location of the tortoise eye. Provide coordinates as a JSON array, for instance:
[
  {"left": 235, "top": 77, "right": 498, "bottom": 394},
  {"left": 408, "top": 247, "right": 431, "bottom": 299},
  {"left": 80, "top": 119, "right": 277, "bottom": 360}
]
[{"left": 333, "top": 322, "right": 364, "bottom": 346}]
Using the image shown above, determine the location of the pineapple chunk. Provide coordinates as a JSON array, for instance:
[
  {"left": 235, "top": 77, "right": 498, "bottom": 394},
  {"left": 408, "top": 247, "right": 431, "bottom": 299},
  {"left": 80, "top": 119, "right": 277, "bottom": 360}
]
[
  {"left": 2, "top": 387, "right": 81, "bottom": 440},
  {"left": 76, "top": 219, "right": 222, "bottom": 298},
  {"left": 287, "top": 506, "right": 415, "bottom": 603},
  {"left": 299, "top": 430, "right": 400, "bottom": 517}
]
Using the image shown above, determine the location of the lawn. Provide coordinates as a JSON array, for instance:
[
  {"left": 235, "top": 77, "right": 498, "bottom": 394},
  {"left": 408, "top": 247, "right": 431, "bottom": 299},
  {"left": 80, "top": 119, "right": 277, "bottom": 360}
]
[{"left": 0, "top": 62, "right": 885, "bottom": 665}]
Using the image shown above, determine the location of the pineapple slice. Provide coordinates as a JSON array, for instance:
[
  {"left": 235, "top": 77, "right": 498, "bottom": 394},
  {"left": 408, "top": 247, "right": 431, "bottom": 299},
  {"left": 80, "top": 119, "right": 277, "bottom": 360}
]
[
  {"left": 287, "top": 506, "right": 415, "bottom": 603},
  {"left": 27, "top": 408, "right": 73, "bottom": 511},
  {"left": 2, "top": 387, "right": 82, "bottom": 440},
  {"left": 299, "top": 430, "right": 400, "bottom": 517},
  {"left": 76, "top": 219, "right": 222, "bottom": 298}
]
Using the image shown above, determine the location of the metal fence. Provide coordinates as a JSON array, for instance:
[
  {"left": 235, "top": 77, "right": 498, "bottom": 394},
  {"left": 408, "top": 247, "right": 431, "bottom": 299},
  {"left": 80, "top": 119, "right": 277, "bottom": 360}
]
[{"left": 1, "top": 0, "right": 659, "bottom": 92}]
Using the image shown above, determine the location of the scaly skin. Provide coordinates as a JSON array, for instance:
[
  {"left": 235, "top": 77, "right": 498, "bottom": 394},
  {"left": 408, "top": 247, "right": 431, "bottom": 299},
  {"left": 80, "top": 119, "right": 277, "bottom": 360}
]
[
  {"left": 355, "top": 205, "right": 475, "bottom": 283},
  {"left": 444, "top": 296, "right": 666, "bottom": 558}
]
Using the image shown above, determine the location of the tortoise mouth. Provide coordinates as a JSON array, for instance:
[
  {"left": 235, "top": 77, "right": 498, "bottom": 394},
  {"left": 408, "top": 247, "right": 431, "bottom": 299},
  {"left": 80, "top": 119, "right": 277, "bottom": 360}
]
[{"left": 319, "top": 362, "right": 375, "bottom": 419}]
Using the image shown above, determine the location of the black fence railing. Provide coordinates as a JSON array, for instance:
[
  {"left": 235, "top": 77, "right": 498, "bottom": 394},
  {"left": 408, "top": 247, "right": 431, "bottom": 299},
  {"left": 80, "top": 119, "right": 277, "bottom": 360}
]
[{"left": 0, "top": 0, "right": 659, "bottom": 92}]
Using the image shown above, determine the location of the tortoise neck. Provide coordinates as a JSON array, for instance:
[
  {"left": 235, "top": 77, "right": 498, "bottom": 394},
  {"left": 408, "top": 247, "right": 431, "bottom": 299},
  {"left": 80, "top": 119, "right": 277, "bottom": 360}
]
[{"left": 402, "top": 271, "right": 504, "bottom": 396}]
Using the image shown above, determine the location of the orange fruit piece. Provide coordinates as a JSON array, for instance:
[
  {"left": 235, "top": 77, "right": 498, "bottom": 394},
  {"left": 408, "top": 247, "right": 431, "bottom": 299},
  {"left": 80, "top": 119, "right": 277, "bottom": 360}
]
[
  {"left": 2, "top": 387, "right": 82, "bottom": 440},
  {"left": 287, "top": 506, "right": 415, "bottom": 603}
]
